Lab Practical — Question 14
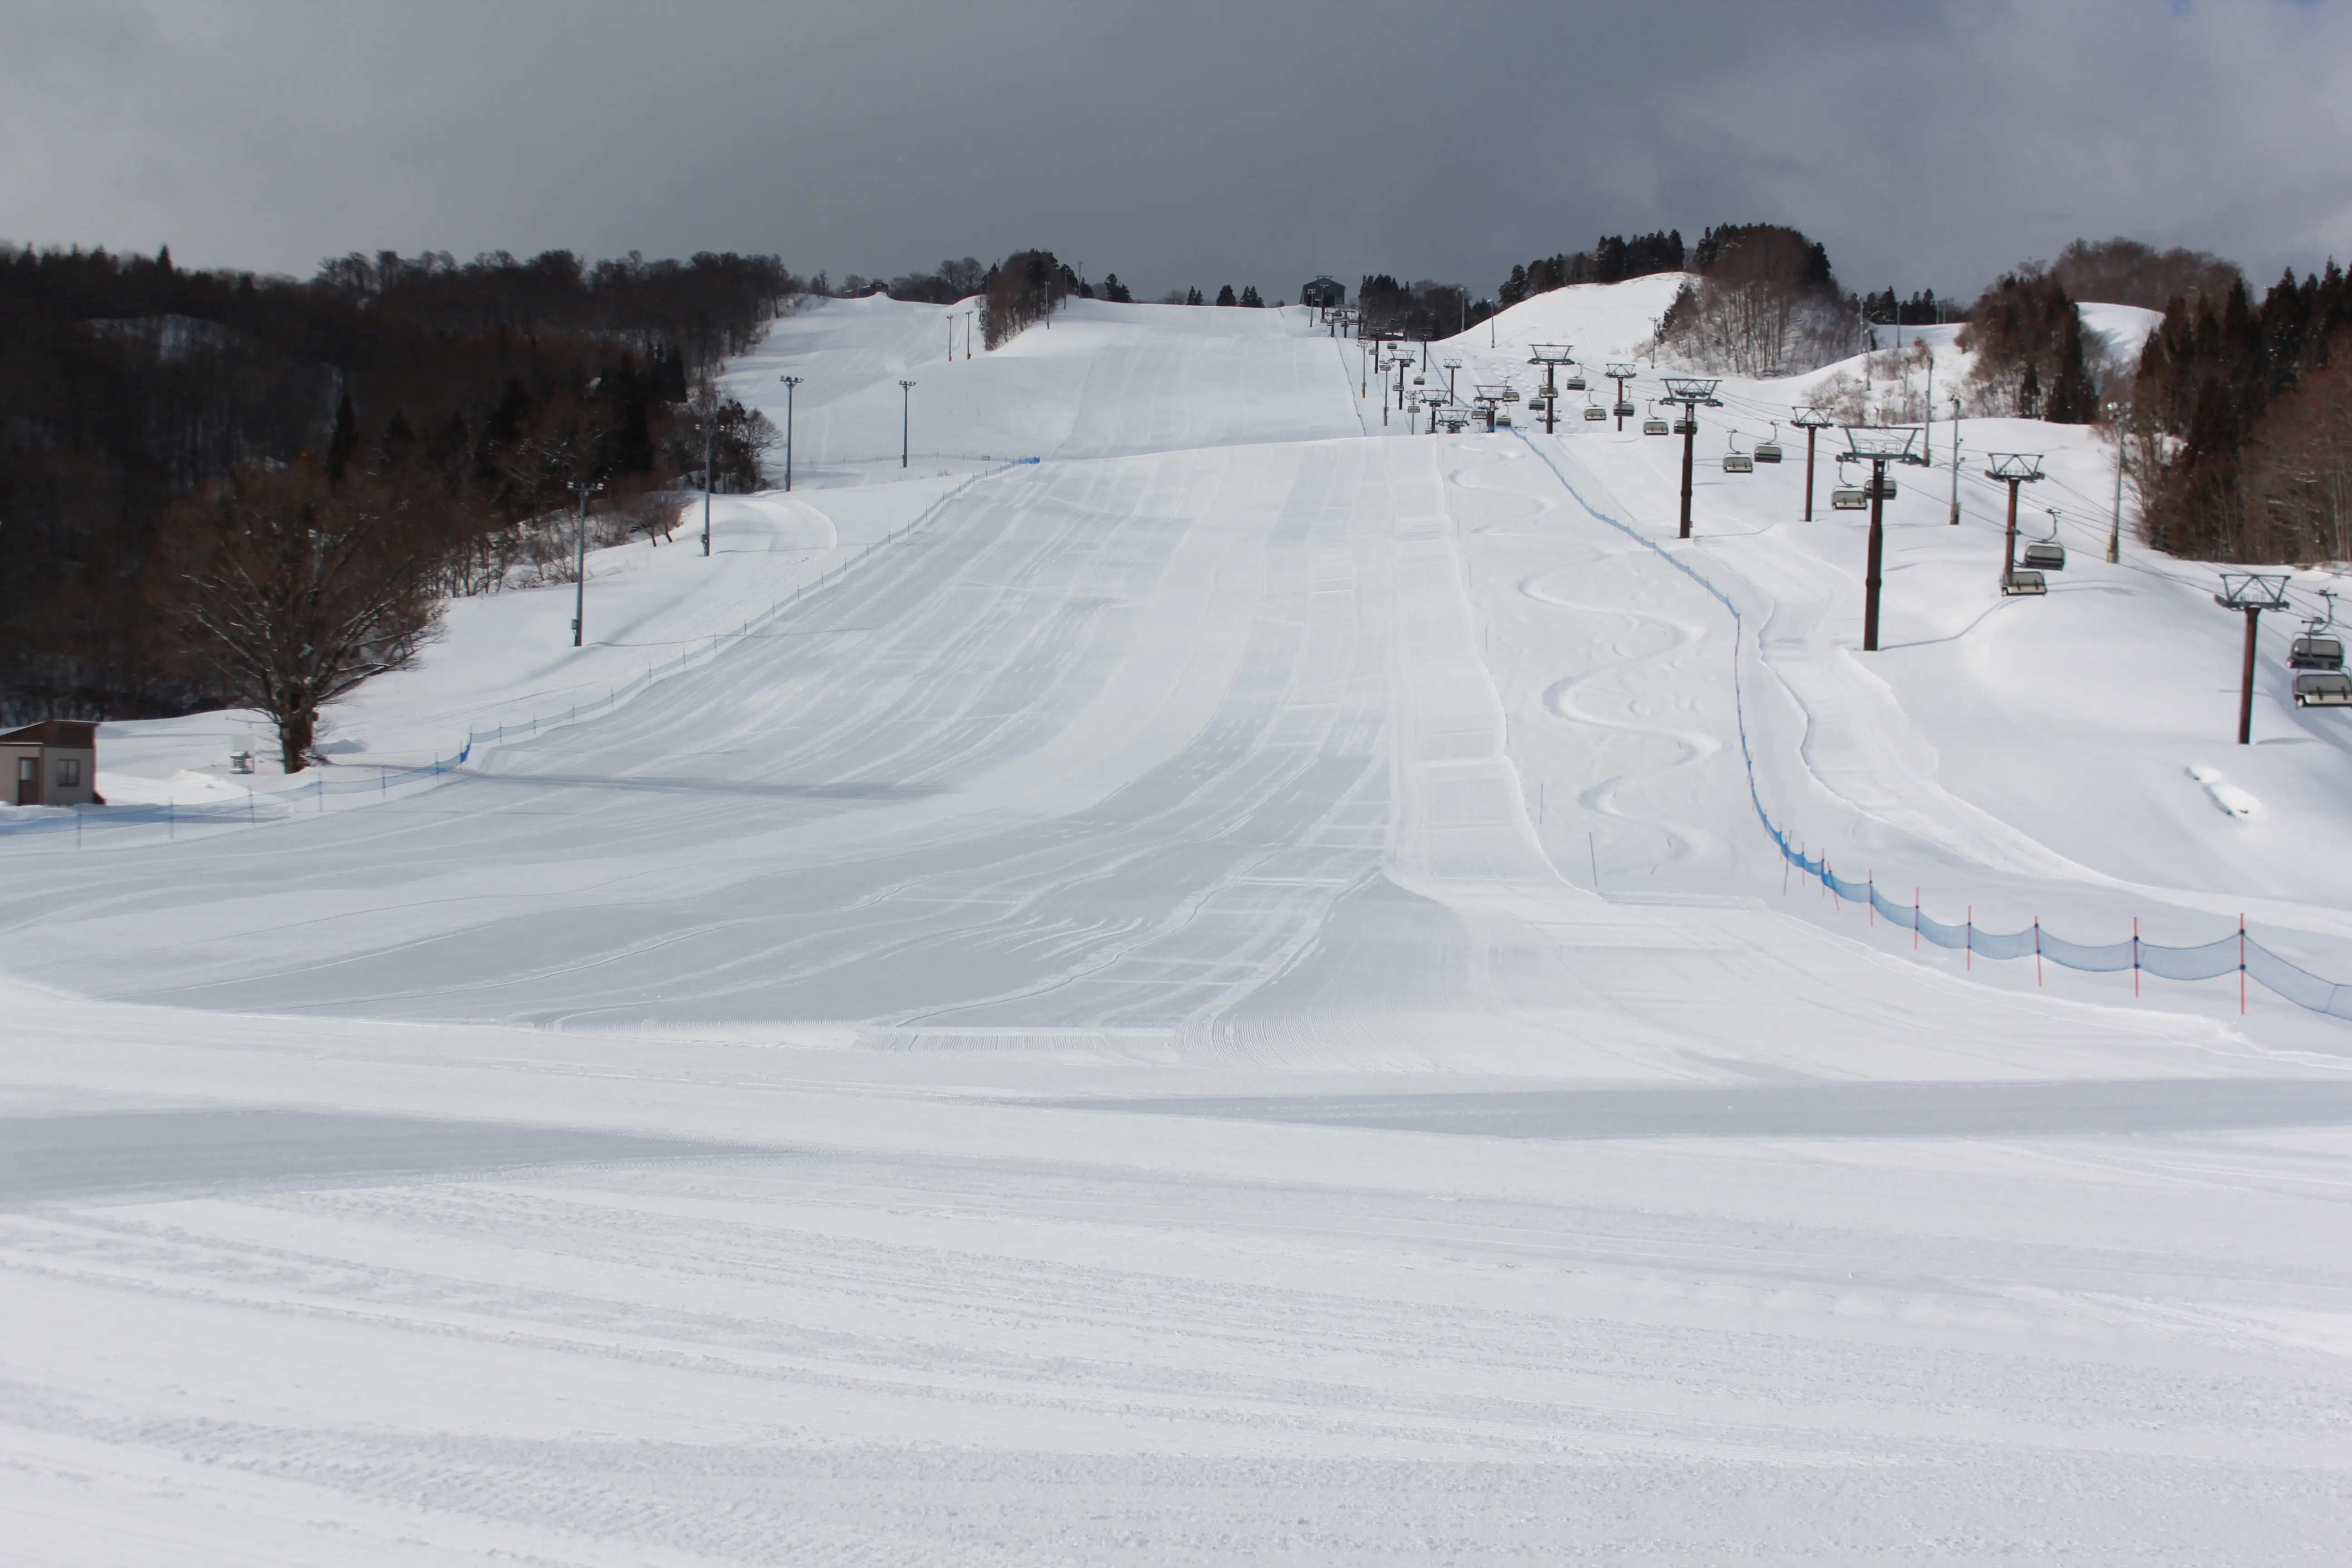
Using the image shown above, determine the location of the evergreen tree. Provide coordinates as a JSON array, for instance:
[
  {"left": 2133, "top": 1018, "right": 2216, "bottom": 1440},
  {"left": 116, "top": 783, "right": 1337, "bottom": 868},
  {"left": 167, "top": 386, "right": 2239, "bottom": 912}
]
[
  {"left": 1215, "top": 284, "right": 1237, "bottom": 307},
  {"left": 1186, "top": 287, "right": 1203, "bottom": 306},
  {"left": 1240, "top": 285, "right": 1262, "bottom": 308}
]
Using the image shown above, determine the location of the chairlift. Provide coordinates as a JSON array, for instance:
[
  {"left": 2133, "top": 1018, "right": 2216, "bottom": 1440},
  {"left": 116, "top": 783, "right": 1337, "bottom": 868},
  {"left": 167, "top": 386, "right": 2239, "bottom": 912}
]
[
  {"left": 1642, "top": 402, "right": 1670, "bottom": 436},
  {"left": 1754, "top": 422, "right": 1784, "bottom": 464},
  {"left": 1722, "top": 433, "right": 1753, "bottom": 475},
  {"left": 1583, "top": 400, "right": 1608, "bottom": 421},
  {"left": 2019, "top": 507, "right": 2066, "bottom": 571},
  {"left": 2294, "top": 671, "right": 2352, "bottom": 706},
  {"left": 1869, "top": 472, "right": 1897, "bottom": 500},
  {"left": 1565, "top": 372, "right": 1587, "bottom": 391},
  {"left": 1673, "top": 417, "right": 1695, "bottom": 436},
  {"left": 2000, "top": 569, "right": 2048, "bottom": 597},
  {"left": 1495, "top": 412, "right": 1514, "bottom": 427},
  {"left": 1614, "top": 401, "right": 1636, "bottom": 417},
  {"left": 1830, "top": 460, "right": 1867, "bottom": 510},
  {"left": 2290, "top": 590, "right": 2343, "bottom": 671}
]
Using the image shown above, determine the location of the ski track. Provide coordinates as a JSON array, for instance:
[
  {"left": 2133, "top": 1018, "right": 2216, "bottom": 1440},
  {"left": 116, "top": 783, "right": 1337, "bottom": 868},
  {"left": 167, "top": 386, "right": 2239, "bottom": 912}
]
[{"left": 5, "top": 294, "right": 2351, "bottom": 1565}]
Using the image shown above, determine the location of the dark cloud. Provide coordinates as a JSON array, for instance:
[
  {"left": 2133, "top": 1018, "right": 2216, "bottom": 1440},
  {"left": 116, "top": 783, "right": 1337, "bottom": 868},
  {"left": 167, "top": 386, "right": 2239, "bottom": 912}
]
[{"left": 3, "top": 0, "right": 2346, "bottom": 300}]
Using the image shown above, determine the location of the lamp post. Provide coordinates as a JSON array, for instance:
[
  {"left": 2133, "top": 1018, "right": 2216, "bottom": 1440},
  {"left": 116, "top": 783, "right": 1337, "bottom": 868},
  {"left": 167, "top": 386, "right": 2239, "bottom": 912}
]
[
  {"left": 898, "top": 379, "right": 916, "bottom": 469},
  {"left": 1947, "top": 396, "right": 1962, "bottom": 525},
  {"left": 701, "top": 400, "right": 715, "bottom": 556},
  {"left": 1661, "top": 377, "right": 1723, "bottom": 539},
  {"left": 2105, "top": 398, "right": 2130, "bottom": 562},
  {"left": 778, "top": 375, "right": 802, "bottom": 492},
  {"left": 568, "top": 478, "right": 605, "bottom": 647},
  {"left": 1842, "top": 426, "right": 1924, "bottom": 652}
]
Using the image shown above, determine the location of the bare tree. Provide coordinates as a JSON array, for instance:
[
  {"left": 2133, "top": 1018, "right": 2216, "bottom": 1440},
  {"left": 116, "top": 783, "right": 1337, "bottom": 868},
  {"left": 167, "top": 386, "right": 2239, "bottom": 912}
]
[
  {"left": 156, "top": 461, "right": 444, "bottom": 772},
  {"left": 1656, "top": 227, "right": 1845, "bottom": 377}
]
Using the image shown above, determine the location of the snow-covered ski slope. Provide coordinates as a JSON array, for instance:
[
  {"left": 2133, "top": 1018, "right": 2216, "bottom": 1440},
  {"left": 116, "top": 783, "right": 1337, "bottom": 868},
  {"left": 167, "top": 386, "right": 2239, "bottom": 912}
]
[{"left": 5, "top": 290, "right": 2351, "bottom": 1565}]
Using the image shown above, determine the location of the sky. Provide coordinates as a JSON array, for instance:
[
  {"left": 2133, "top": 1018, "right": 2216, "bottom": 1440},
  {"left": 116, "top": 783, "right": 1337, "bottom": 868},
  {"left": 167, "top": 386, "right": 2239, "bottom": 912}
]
[{"left": 5, "top": 0, "right": 2349, "bottom": 304}]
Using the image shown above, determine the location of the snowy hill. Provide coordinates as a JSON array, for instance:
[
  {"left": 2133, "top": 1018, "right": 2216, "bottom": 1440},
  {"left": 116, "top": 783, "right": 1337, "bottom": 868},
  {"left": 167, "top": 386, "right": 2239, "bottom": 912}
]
[{"left": 5, "top": 275, "right": 2350, "bottom": 1564}]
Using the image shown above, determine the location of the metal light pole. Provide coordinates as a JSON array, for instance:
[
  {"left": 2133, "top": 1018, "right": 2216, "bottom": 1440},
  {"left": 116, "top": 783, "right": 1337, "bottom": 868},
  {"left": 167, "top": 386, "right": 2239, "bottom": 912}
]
[
  {"left": 898, "top": 380, "right": 915, "bottom": 469},
  {"left": 568, "top": 478, "right": 604, "bottom": 647},
  {"left": 1947, "top": 396, "right": 1962, "bottom": 525},
  {"left": 1661, "top": 377, "right": 1722, "bottom": 539},
  {"left": 1793, "top": 407, "right": 1832, "bottom": 521},
  {"left": 2106, "top": 399, "right": 2130, "bottom": 562},
  {"left": 779, "top": 375, "right": 802, "bottom": 492}
]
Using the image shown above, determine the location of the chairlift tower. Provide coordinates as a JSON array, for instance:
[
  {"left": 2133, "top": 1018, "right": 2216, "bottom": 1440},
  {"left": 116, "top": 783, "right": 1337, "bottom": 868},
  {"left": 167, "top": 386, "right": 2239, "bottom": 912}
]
[
  {"left": 1528, "top": 345, "right": 1573, "bottom": 435},
  {"left": 1472, "top": 386, "right": 1507, "bottom": 432},
  {"left": 1660, "top": 377, "right": 1723, "bottom": 539},
  {"left": 1441, "top": 358, "right": 1462, "bottom": 404},
  {"left": 1984, "top": 453, "right": 2045, "bottom": 584},
  {"left": 898, "top": 380, "right": 916, "bottom": 469},
  {"left": 1842, "top": 426, "right": 1924, "bottom": 652},
  {"left": 2215, "top": 573, "right": 2292, "bottom": 744},
  {"left": 1791, "top": 407, "right": 1833, "bottom": 521},
  {"left": 1604, "top": 363, "right": 1637, "bottom": 431}
]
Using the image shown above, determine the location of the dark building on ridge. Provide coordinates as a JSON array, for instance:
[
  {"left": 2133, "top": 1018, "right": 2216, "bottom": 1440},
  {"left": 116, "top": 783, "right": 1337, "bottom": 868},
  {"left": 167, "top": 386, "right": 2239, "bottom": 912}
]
[{"left": 1299, "top": 276, "right": 1345, "bottom": 310}]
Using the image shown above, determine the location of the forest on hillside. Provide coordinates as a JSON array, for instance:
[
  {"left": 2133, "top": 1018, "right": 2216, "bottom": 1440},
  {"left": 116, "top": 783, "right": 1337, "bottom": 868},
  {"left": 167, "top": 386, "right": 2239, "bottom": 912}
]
[{"left": 0, "top": 245, "right": 799, "bottom": 734}]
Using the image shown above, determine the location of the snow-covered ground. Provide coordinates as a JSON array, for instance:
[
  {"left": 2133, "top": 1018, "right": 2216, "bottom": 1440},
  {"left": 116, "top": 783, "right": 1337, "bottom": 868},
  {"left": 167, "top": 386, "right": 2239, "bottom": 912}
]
[{"left": 5, "top": 289, "right": 2351, "bottom": 1564}]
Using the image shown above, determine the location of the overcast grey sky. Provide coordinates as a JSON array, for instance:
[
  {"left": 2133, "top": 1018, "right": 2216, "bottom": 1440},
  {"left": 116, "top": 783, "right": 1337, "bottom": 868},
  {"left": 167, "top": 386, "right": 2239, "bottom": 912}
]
[{"left": 5, "top": 0, "right": 2348, "bottom": 302}]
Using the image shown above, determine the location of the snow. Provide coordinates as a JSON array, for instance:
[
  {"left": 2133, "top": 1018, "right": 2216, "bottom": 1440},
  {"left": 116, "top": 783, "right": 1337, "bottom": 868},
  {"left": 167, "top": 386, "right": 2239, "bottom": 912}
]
[{"left": 6, "top": 286, "right": 2351, "bottom": 1564}]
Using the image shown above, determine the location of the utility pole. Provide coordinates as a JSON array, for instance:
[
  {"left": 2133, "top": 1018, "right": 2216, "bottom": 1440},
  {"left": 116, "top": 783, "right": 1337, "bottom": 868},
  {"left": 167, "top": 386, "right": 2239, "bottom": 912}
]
[
  {"left": 2215, "top": 573, "right": 2290, "bottom": 744},
  {"left": 898, "top": 379, "right": 916, "bottom": 469},
  {"left": 2106, "top": 399, "right": 2129, "bottom": 562},
  {"left": 1947, "top": 397, "right": 1962, "bottom": 524},
  {"left": 1793, "top": 407, "right": 1832, "bottom": 522},
  {"left": 1986, "top": 453, "right": 2046, "bottom": 582},
  {"left": 778, "top": 376, "right": 802, "bottom": 492},
  {"left": 568, "top": 478, "right": 604, "bottom": 647},
  {"left": 1843, "top": 426, "right": 1923, "bottom": 652},
  {"left": 1661, "top": 377, "right": 1723, "bottom": 539},
  {"left": 1605, "top": 363, "right": 1636, "bottom": 431}
]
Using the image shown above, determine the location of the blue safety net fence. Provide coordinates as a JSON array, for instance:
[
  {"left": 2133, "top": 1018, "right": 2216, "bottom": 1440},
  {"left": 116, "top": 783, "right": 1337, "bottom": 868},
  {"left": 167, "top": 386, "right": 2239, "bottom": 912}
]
[
  {"left": 2, "top": 459, "right": 1038, "bottom": 847},
  {"left": 1509, "top": 431, "right": 2352, "bottom": 1022}
]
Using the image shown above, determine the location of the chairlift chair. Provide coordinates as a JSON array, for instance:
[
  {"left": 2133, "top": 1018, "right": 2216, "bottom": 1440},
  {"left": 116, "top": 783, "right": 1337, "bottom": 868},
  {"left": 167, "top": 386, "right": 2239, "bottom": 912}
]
[
  {"left": 2019, "top": 507, "right": 2066, "bottom": 570},
  {"left": 1673, "top": 416, "right": 1695, "bottom": 436},
  {"left": 1754, "top": 422, "right": 1784, "bottom": 464},
  {"left": 1722, "top": 434, "right": 1754, "bottom": 475},
  {"left": 2290, "top": 591, "right": 2342, "bottom": 670},
  {"left": 1642, "top": 403, "right": 1670, "bottom": 436},
  {"left": 1583, "top": 400, "right": 1607, "bottom": 421},
  {"left": 2290, "top": 635, "right": 2345, "bottom": 671},
  {"left": 1869, "top": 472, "right": 1897, "bottom": 500},
  {"left": 2293, "top": 671, "right": 2352, "bottom": 706},
  {"left": 1830, "top": 461, "right": 1867, "bottom": 510},
  {"left": 1614, "top": 400, "right": 1636, "bottom": 417},
  {"left": 1565, "top": 372, "right": 1587, "bottom": 391},
  {"left": 2000, "top": 569, "right": 2048, "bottom": 597}
]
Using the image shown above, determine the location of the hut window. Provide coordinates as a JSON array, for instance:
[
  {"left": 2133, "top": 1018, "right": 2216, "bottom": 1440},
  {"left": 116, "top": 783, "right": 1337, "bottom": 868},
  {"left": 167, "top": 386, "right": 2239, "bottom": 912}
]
[{"left": 57, "top": 758, "right": 81, "bottom": 787}]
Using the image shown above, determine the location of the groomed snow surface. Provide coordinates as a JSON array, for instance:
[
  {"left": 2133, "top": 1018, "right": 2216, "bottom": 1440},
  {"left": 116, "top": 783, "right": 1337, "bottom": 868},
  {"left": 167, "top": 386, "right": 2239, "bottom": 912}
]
[{"left": 5, "top": 290, "right": 2351, "bottom": 1565}]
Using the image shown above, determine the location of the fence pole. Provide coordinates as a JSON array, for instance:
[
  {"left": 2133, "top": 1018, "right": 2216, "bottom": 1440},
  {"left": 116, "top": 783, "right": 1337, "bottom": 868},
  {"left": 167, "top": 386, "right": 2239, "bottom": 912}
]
[
  {"left": 1868, "top": 872, "right": 1874, "bottom": 927},
  {"left": 2133, "top": 917, "right": 2140, "bottom": 998},
  {"left": 2034, "top": 919, "right": 2043, "bottom": 988},
  {"left": 1914, "top": 889, "right": 1920, "bottom": 950},
  {"left": 2240, "top": 914, "right": 2247, "bottom": 1014},
  {"left": 1966, "top": 906, "right": 1972, "bottom": 971}
]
